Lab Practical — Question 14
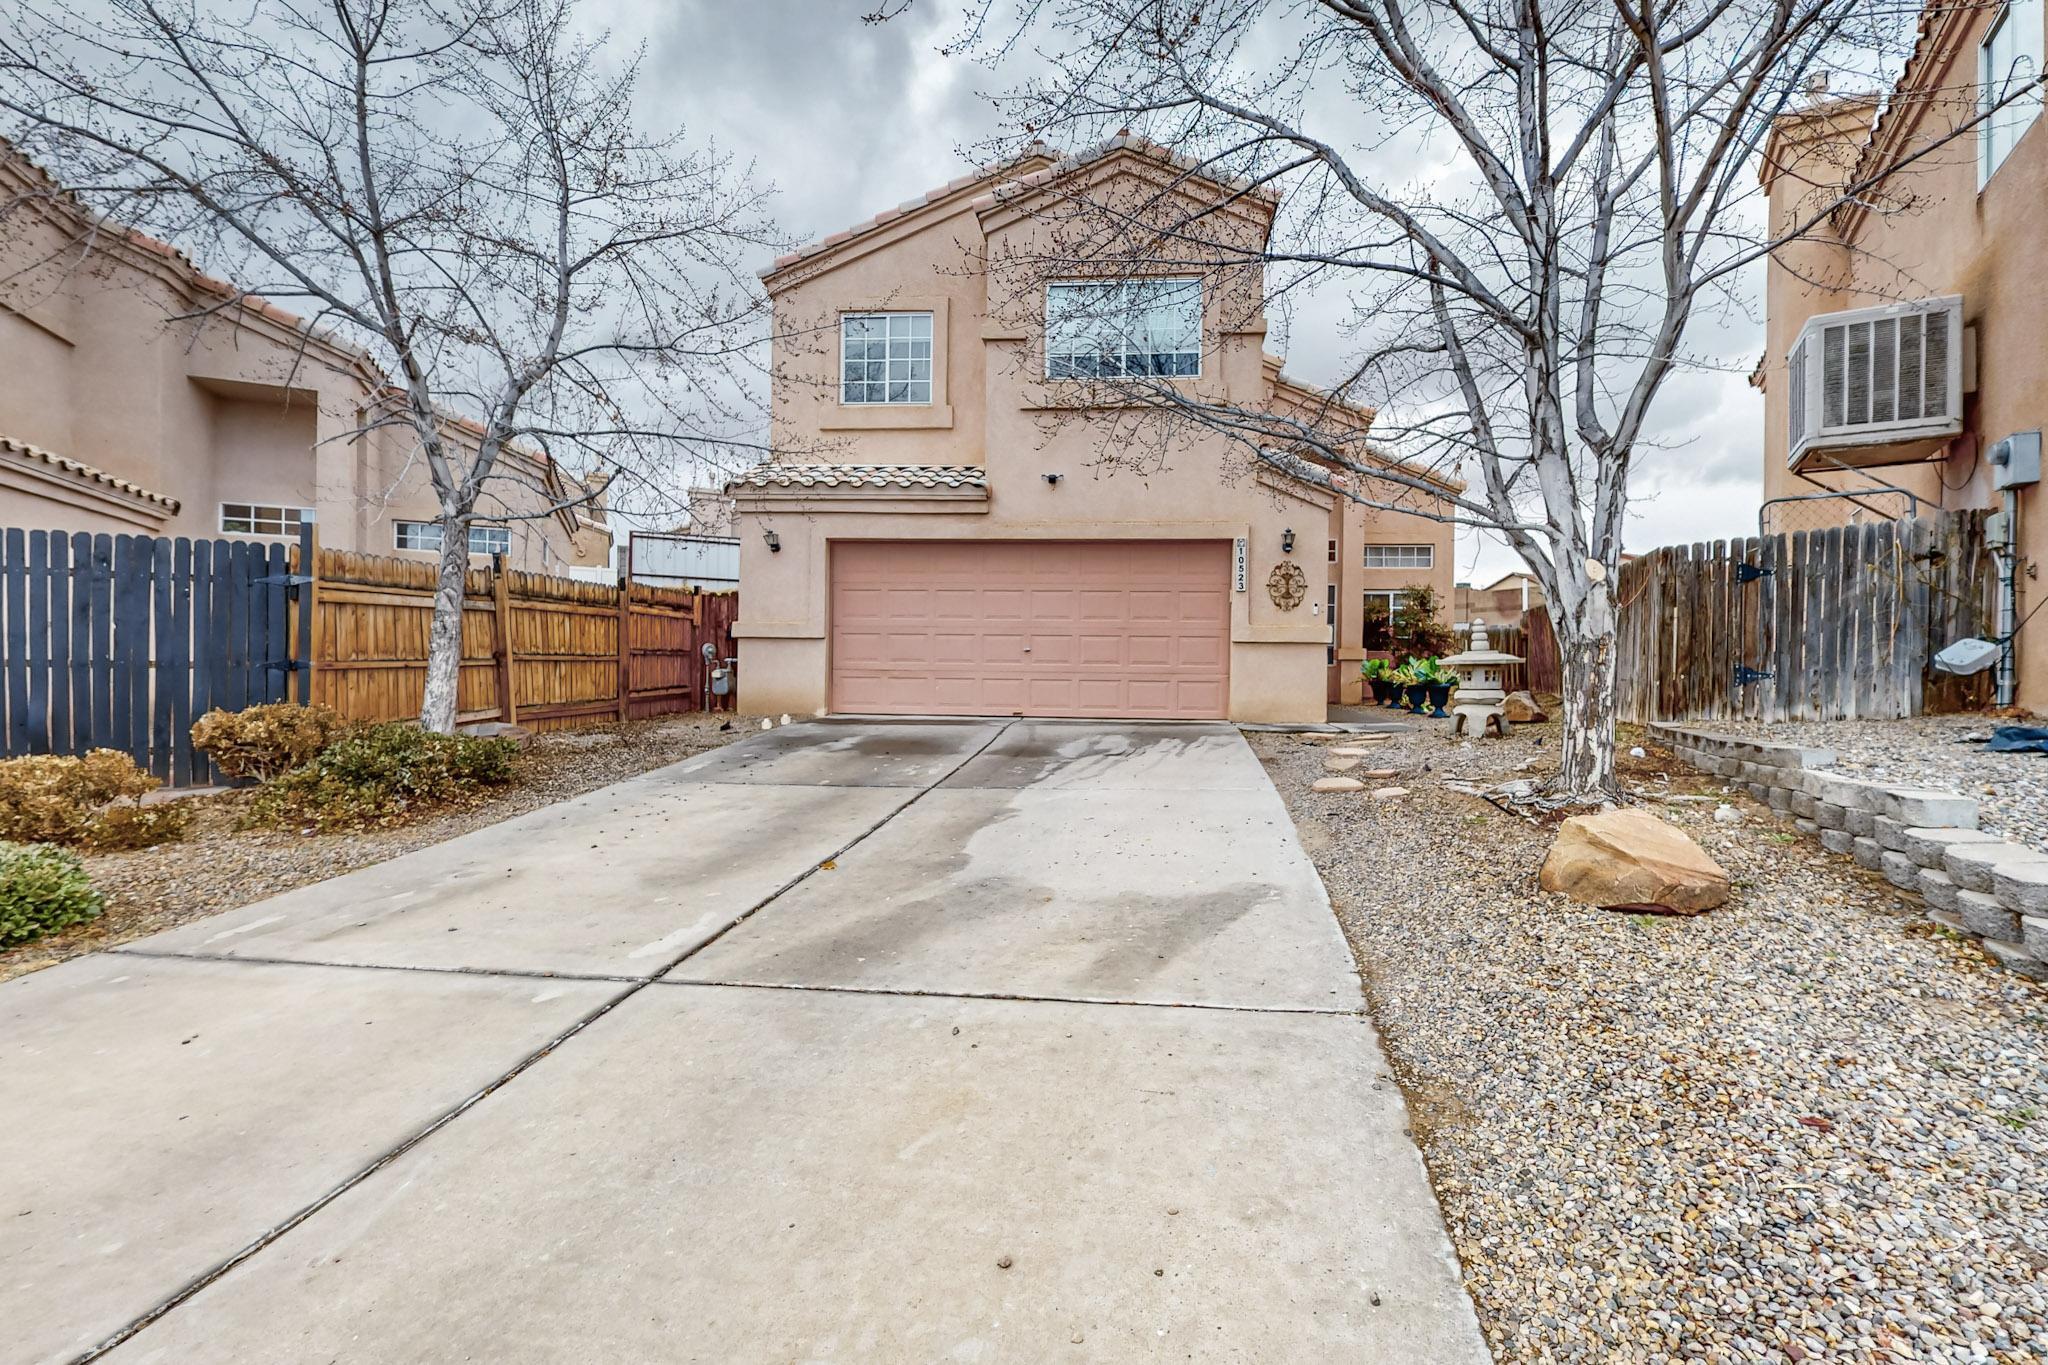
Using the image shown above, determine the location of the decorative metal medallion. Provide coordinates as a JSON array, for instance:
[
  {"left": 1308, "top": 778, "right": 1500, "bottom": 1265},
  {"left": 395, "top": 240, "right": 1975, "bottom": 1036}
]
[{"left": 1266, "top": 561, "right": 1307, "bottom": 610}]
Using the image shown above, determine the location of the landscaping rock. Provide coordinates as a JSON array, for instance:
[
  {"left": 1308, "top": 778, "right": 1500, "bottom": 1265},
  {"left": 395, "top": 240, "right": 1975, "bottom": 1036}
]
[
  {"left": 1538, "top": 808, "right": 1729, "bottom": 914},
  {"left": 1843, "top": 808, "right": 1875, "bottom": 838},
  {"left": 1794, "top": 818, "right": 1818, "bottom": 835},
  {"left": 1944, "top": 841, "right": 2048, "bottom": 893},
  {"left": 1372, "top": 786, "right": 1410, "bottom": 799},
  {"left": 1880, "top": 850, "right": 1920, "bottom": 889},
  {"left": 1310, "top": 777, "right": 1365, "bottom": 793},
  {"left": 1712, "top": 804, "right": 1742, "bottom": 825},
  {"left": 1819, "top": 828, "right": 1855, "bottom": 855},
  {"left": 1790, "top": 792, "right": 1815, "bottom": 819},
  {"left": 1990, "top": 860, "right": 2048, "bottom": 915},
  {"left": 1917, "top": 867, "right": 1959, "bottom": 912},
  {"left": 1323, "top": 756, "right": 1362, "bottom": 773},
  {"left": 1957, "top": 890, "right": 2021, "bottom": 943},
  {"left": 1812, "top": 801, "right": 1846, "bottom": 831},
  {"left": 1361, "top": 769, "right": 1399, "bottom": 779},
  {"left": 1502, "top": 691, "right": 1546, "bottom": 723},
  {"left": 1852, "top": 836, "right": 1884, "bottom": 871},
  {"left": 456, "top": 722, "right": 537, "bottom": 749}
]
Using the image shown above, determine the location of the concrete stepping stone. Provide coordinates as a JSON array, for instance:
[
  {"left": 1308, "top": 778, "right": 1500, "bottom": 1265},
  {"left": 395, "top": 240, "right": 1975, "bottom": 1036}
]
[
  {"left": 1323, "top": 756, "right": 1363, "bottom": 773},
  {"left": 1312, "top": 777, "right": 1366, "bottom": 792}
]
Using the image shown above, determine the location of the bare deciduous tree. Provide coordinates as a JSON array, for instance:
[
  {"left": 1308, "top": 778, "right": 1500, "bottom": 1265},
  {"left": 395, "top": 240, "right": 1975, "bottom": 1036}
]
[
  {"left": 922, "top": 0, "right": 2012, "bottom": 802},
  {"left": 0, "top": 0, "right": 778, "bottom": 732}
]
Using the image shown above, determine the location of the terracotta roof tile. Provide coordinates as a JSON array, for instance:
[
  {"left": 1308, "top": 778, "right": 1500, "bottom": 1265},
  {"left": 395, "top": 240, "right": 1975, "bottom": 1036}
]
[
  {"left": 0, "top": 435, "right": 182, "bottom": 512},
  {"left": 726, "top": 463, "right": 988, "bottom": 492}
]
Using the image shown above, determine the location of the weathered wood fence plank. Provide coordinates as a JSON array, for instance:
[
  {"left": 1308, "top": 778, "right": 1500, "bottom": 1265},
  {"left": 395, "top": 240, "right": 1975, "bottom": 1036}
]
[{"left": 1614, "top": 510, "right": 1994, "bottom": 723}]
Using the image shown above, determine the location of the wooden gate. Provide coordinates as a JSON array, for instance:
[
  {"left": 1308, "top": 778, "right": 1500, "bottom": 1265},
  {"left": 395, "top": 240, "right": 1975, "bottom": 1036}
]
[{"left": 0, "top": 527, "right": 304, "bottom": 784}]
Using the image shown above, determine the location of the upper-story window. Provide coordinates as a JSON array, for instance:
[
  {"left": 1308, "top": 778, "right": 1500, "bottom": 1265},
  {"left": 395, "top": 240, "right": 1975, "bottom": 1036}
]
[
  {"left": 1982, "top": 0, "right": 2044, "bottom": 185},
  {"left": 1364, "top": 544, "right": 1433, "bottom": 570},
  {"left": 220, "top": 503, "right": 309, "bottom": 537},
  {"left": 395, "top": 520, "right": 511, "bottom": 556},
  {"left": 841, "top": 313, "right": 932, "bottom": 404},
  {"left": 1045, "top": 279, "right": 1201, "bottom": 378}
]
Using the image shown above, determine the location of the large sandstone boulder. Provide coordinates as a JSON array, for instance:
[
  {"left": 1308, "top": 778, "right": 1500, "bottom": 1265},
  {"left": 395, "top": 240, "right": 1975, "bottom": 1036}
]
[
  {"left": 1503, "top": 691, "right": 1548, "bottom": 723},
  {"left": 1539, "top": 807, "right": 1729, "bottom": 914}
]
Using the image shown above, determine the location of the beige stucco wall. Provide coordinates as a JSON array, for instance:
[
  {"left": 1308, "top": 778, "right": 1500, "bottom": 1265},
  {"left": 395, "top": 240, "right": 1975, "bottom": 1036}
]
[
  {"left": 738, "top": 149, "right": 1459, "bottom": 723},
  {"left": 0, "top": 153, "right": 607, "bottom": 573},
  {"left": 1760, "top": 10, "right": 2048, "bottom": 711}
]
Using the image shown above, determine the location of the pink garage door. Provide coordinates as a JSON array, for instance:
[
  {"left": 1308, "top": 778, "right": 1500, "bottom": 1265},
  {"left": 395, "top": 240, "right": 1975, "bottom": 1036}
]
[{"left": 831, "top": 540, "right": 1231, "bottom": 719}]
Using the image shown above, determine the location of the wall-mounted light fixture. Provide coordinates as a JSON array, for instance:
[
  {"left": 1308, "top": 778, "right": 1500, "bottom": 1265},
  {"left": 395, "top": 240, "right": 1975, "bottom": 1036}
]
[
  {"left": 763, "top": 529, "right": 781, "bottom": 553},
  {"left": 1043, "top": 473, "right": 1062, "bottom": 485},
  {"left": 1281, "top": 528, "right": 1296, "bottom": 555}
]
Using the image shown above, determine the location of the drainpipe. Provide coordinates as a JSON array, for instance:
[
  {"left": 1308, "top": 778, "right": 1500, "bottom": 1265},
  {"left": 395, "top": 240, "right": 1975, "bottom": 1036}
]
[{"left": 1996, "top": 487, "right": 2019, "bottom": 707}]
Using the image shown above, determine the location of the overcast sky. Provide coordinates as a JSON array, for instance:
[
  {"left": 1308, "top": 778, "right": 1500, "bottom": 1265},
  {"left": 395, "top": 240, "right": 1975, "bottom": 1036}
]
[{"left": 597, "top": 0, "right": 1775, "bottom": 585}]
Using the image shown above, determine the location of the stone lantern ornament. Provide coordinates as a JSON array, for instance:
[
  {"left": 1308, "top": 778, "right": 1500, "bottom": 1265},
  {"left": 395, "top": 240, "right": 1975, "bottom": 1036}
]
[{"left": 1438, "top": 618, "right": 1524, "bottom": 738}]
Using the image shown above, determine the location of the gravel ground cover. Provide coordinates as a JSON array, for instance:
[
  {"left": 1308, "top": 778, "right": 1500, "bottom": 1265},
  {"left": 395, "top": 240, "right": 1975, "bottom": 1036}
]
[
  {"left": 1706, "top": 715, "right": 2048, "bottom": 856},
  {"left": 1253, "top": 721, "right": 2048, "bottom": 1364},
  {"left": 0, "top": 712, "right": 756, "bottom": 984}
]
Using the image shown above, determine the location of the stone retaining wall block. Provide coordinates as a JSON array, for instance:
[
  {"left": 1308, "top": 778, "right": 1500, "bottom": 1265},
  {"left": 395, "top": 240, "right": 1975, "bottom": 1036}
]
[
  {"left": 1957, "top": 890, "right": 2021, "bottom": 943},
  {"left": 1880, "top": 850, "right": 1920, "bottom": 890},
  {"left": 1918, "top": 867, "right": 1959, "bottom": 912}
]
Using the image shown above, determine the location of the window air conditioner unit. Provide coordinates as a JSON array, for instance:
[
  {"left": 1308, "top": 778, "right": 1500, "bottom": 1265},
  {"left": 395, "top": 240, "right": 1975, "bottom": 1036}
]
[{"left": 1786, "top": 295, "right": 1964, "bottom": 470}]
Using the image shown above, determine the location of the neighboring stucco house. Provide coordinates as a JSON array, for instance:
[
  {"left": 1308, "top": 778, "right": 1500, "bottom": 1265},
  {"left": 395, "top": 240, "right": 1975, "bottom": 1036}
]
[
  {"left": 0, "top": 142, "right": 608, "bottom": 571},
  {"left": 1755, "top": 0, "right": 2045, "bottom": 711},
  {"left": 1455, "top": 571, "right": 1546, "bottom": 631},
  {"left": 729, "top": 137, "right": 1457, "bottom": 723}
]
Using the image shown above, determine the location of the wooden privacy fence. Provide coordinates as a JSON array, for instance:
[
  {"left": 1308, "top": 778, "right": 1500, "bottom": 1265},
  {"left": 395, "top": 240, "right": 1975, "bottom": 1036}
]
[
  {"left": 1612, "top": 510, "right": 1996, "bottom": 724},
  {"left": 1476, "top": 610, "right": 1562, "bottom": 697},
  {"left": 0, "top": 527, "right": 304, "bottom": 785},
  {"left": 306, "top": 547, "right": 736, "bottom": 731},
  {"left": 0, "top": 522, "right": 738, "bottom": 784}
]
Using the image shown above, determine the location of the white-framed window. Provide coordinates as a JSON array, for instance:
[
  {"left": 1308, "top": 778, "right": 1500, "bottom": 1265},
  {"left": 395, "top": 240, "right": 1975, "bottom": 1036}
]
[
  {"left": 1362, "top": 589, "right": 1403, "bottom": 651},
  {"left": 1982, "top": 0, "right": 2044, "bottom": 185},
  {"left": 841, "top": 312, "right": 933, "bottom": 404},
  {"left": 1046, "top": 278, "right": 1201, "bottom": 379},
  {"left": 1363, "top": 544, "right": 1434, "bottom": 570},
  {"left": 1327, "top": 584, "right": 1338, "bottom": 665},
  {"left": 395, "top": 520, "right": 512, "bottom": 555},
  {"left": 220, "top": 503, "right": 309, "bottom": 537}
]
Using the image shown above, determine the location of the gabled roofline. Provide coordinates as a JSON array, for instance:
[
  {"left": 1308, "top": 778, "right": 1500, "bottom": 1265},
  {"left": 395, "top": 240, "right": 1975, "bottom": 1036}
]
[
  {"left": 761, "top": 135, "right": 1284, "bottom": 292},
  {"left": 1259, "top": 356, "right": 1465, "bottom": 496},
  {"left": 759, "top": 146, "right": 1059, "bottom": 290}
]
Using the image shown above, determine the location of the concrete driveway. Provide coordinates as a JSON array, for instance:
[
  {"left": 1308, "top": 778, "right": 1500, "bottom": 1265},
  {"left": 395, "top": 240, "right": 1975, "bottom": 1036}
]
[{"left": 0, "top": 718, "right": 1488, "bottom": 1364}]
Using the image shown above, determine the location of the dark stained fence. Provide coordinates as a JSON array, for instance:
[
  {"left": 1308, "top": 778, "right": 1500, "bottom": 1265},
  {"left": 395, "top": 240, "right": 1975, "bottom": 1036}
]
[
  {"left": 0, "top": 528, "right": 298, "bottom": 784},
  {"left": 3, "top": 524, "right": 739, "bottom": 787},
  {"left": 1612, "top": 510, "right": 1995, "bottom": 724}
]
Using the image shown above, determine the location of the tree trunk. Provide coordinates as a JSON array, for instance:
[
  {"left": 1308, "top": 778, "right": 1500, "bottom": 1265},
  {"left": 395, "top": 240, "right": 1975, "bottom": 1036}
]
[
  {"left": 418, "top": 523, "right": 472, "bottom": 734},
  {"left": 1550, "top": 588, "right": 1621, "bottom": 803}
]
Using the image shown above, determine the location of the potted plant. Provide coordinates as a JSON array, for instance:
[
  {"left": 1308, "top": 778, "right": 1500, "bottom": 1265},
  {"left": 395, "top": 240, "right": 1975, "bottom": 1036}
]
[
  {"left": 1395, "top": 659, "right": 1428, "bottom": 714},
  {"left": 1422, "top": 658, "right": 1458, "bottom": 718},
  {"left": 1362, "top": 658, "right": 1396, "bottom": 706}
]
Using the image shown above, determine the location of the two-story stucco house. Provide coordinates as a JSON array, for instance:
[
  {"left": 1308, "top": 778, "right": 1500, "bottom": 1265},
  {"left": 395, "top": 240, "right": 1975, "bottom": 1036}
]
[
  {"left": 0, "top": 142, "right": 609, "bottom": 572},
  {"left": 728, "top": 137, "right": 1459, "bottom": 723},
  {"left": 1756, "top": 0, "right": 2046, "bottom": 711}
]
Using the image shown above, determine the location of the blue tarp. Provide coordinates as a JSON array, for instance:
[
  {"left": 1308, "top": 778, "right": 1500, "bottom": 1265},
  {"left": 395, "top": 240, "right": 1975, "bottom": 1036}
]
[{"left": 1985, "top": 726, "right": 2048, "bottom": 754}]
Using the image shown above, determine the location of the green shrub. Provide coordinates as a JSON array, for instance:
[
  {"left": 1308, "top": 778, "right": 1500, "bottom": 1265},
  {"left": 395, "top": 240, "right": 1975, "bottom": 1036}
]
[
  {"left": 191, "top": 702, "right": 345, "bottom": 780},
  {"left": 246, "top": 723, "right": 520, "bottom": 831},
  {"left": 0, "top": 841, "right": 103, "bottom": 947},
  {"left": 0, "top": 750, "right": 160, "bottom": 845}
]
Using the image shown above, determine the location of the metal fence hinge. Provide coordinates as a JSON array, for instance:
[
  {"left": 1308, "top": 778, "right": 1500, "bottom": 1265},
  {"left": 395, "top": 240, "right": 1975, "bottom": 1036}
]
[
  {"left": 253, "top": 573, "right": 315, "bottom": 586},
  {"left": 1736, "top": 564, "right": 1774, "bottom": 584},
  {"left": 262, "top": 658, "right": 308, "bottom": 673},
  {"left": 1733, "top": 664, "right": 1773, "bottom": 686}
]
